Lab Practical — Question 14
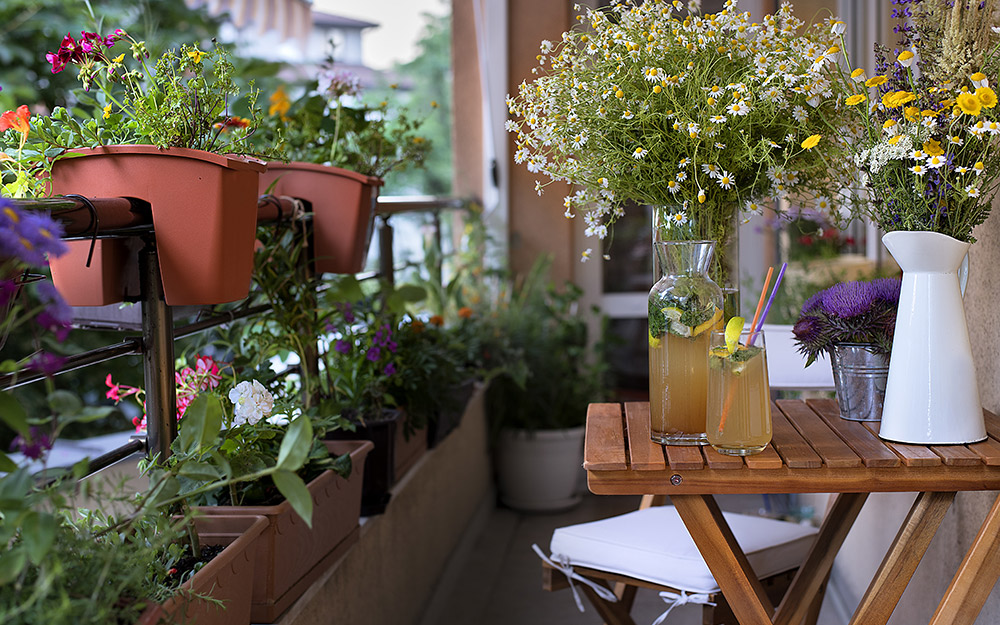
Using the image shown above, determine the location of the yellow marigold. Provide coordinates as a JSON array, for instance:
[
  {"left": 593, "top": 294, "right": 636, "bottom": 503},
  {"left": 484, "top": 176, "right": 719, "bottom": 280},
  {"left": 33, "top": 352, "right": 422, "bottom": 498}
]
[
  {"left": 903, "top": 106, "right": 920, "bottom": 121},
  {"left": 800, "top": 134, "right": 821, "bottom": 150},
  {"left": 957, "top": 92, "right": 982, "bottom": 116},
  {"left": 976, "top": 87, "right": 998, "bottom": 108},
  {"left": 923, "top": 139, "right": 944, "bottom": 156},
  {"left": 845, "top": 94, "right": 866, "bottom": 106},
  {"left": 865, "top": 75, "right": 888, "bottom": 88}
]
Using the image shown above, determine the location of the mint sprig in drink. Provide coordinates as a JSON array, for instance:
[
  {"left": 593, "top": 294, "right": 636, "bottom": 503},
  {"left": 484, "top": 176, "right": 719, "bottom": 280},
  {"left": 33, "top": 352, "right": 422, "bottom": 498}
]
[{"left": 706, "top": 324, "right": 772, "bottom": 455}]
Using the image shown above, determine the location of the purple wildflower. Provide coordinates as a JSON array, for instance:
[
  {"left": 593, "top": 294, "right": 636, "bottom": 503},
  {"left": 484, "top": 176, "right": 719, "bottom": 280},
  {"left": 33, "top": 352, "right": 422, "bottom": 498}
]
[
  {"left": 335, "top": 339, "right": 351, "bottom": 354},
  {"left": 10, "top": 426, "right": 54, "bottom": 461},
  {"left": 366, "top": 346, "right": 381, "bottom": 362},
  {"left": 870, "top": 277, "right": 902, "bottom": 304},
  {"left": 383, "top": 362, "right": 396, "bottom": 376},
  {"left": 0, "top": 279, "right": 18, "bottom": 306},
  {"left": 27, "top": 352, "right": 67, "bottom": 376},
  {"left": 800, "top": 291, "right": 824, "bottom": 315},
  {"left": 340, "top": 302, "right": 355, "bottom": 325},
  {"left": 792, "top": 315, "right": 823, "bottom": 346}
]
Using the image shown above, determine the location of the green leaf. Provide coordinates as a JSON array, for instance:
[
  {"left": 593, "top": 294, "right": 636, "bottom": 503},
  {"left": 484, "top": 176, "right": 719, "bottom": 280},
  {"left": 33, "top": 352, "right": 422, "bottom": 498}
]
[
  {"left": 0, "top": 452, "right": 15, "bottom": 473},
  {"left": 276, "top": 416, "right": 312, "bottom": 472},
  {"left": 177, "top": 395, "right": 223, "bottom": 454},
  {"left": 0, "top": 469, "right": 31, "bottom": 508},
  {"left": 0, "top": 549, "right": 28, "bottom": 585},
  {"left": 145, "top": 475, "right": 180, "bottom": 509},
  {"left": 0, "top": 392, "right": 29, "bottom": 437},
  {"left": 48, "top": 390, "right": 82, "bottom": 416},
  {"left": 178, "top": 461, "right": 223, "bottom": 483},
  {"left": 272, "top": 469, "right": 313, "bottom": 528},
  {"left": 21, "top": 511, "right": 56, "bottom": 565}
]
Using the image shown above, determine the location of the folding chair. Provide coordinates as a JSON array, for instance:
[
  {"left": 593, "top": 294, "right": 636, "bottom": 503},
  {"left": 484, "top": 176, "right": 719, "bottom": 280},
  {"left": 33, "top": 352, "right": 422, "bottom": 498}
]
[{"left": 537, "top": 495, "right": 826, "bottom": 625}]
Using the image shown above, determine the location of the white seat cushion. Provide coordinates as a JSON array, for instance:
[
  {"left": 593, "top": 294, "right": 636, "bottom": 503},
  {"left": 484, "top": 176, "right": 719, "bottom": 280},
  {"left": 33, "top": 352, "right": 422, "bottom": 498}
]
[{"left": 549, "top": 505, "right": 818, "bottom": 594}]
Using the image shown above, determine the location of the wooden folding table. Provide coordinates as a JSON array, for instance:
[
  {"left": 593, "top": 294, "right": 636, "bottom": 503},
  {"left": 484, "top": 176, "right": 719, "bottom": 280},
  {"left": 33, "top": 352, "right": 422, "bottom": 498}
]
[{"left": 584, "top": 399, "right": 1000, "bottom": 625}]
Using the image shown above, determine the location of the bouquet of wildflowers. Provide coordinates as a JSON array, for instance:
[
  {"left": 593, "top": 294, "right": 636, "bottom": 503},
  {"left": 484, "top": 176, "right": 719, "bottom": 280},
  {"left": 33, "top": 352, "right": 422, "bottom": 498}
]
[
  {"left": 506, "top": 0, "right": 856, "bottom": 263},
  {"left": 793, "top": 277, "right": 901, "bottom": 366},
  {"left": 832, "top": 0, "right": 1000, "bottom": 241}
]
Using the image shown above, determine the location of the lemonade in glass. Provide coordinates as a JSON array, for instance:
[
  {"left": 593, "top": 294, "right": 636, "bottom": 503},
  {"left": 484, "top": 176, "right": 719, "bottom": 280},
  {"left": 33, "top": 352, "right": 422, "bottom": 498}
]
[{"left": 706, "top": 327, "right": 772, "bottom": 455}]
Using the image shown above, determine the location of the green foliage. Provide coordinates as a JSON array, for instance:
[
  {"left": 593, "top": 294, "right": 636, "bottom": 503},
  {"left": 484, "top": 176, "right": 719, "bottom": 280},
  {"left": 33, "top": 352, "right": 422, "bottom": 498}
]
[{"left": 484, "top": 258, "right": 608, "bottom": 434}]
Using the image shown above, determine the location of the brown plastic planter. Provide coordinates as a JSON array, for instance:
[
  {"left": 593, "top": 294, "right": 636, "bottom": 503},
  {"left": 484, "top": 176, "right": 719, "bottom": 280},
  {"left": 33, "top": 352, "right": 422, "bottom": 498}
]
[
  {"left": 137, "top": 514, "right": 267, "bottom": 625},
  {"left": 258, "top": 162, "right": 382, "bottom": 274},
  {"left": 326, "top": 410, "right": 399, "bottom": 515},
  {"left": 195, "top": 439, "right": 373, "bottom": 622},
  {"left": 49, "top": 145, "right": 264, "bottom": 305},
  {"left": 48, "top": 238, "right": 130, "bottom": 306}
]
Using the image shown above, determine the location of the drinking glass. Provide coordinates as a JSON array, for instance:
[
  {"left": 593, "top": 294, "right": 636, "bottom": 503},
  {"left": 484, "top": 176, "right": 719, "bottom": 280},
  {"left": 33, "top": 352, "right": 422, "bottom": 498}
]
[{"left": 706, "top": 328, "right": 772, "bottom": 455}]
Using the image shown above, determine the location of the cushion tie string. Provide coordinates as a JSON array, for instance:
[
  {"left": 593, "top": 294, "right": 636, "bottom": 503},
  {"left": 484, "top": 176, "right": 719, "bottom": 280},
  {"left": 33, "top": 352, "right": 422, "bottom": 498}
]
[
  {"left": 652, "top": 590, "right": 716, "bottom": 625},
  {"left": 531, "top": 544, "right": 619, "bottom": 612}
]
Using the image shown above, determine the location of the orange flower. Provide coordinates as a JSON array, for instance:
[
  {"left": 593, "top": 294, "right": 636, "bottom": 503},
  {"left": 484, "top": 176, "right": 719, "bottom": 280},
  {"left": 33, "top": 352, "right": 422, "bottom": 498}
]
[
  {"left": 457, "top": 306, "right": 473, "bottom": 319},
  {"left": 429, "top": 315, "right": 444, "bottom": 326},
  {"left": 411, "top": 320, "right": 425, "bottom": 333},
  {"left": 0, "top": 105, "right": 30, "bottom": 135}
]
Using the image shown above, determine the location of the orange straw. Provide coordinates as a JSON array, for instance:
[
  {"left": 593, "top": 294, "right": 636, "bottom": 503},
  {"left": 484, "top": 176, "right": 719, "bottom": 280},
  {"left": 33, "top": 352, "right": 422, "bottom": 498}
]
[{"left": 717, "top": 267, "right": 773, "bottom": 434}]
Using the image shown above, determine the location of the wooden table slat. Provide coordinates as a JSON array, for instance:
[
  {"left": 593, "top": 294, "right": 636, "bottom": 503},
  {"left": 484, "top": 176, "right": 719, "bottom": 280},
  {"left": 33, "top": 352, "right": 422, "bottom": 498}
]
[
  {"left": 665, "top": 445, "right": 706, "bottom": 470},
  {"left": 770, "top": 406, "right": 823, "bottom": 469},
  {"left": 775, "top": 399, "right": 863, "bottom": 468},
  {"left": 982, "top": 410, "right": 1000, "bottom": 439},
  {"left": 968, "top": 437, "right": 1000, "bottom": 466},
  {"left": 864, "top": 421, "right": 943, "bottom": 466},
  {"left": 807, "top": 398, "right": 900, "bottom": 468},
  {"left": 704, "top": 445, "right": 746, "bottom": 469},
  {"left": 932, "top": 445, "right": 984, "bottom": 467},
  {"left": 583, "top": 403, "right": 628, "bottom": 470},
  {"left": 743, "top": 443, "right": 784, "bottom": 469},
  {"left": 623, "top": 402, "right": 667, "bottom": 471}
]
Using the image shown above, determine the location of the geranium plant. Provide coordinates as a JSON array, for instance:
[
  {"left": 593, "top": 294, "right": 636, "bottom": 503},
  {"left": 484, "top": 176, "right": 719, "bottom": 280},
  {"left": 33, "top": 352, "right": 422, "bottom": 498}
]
[
  {"left": 0, "top": 29, "right": 271, "bottom": 197},
  {"left": 830, "top": 0, "right": 1000, "bottom": 241},
  {"left": 506, "top": 0, "right": 856, "bottom": 280},
  {"left": 792, "top": 277, "right": 901, "bottom": 366}
]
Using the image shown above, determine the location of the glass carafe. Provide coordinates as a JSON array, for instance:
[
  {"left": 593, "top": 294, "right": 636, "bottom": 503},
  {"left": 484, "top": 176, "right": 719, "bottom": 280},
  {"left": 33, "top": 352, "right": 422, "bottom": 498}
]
[{"left": 648, "top": 240, "right": 724, "bottom": 445}]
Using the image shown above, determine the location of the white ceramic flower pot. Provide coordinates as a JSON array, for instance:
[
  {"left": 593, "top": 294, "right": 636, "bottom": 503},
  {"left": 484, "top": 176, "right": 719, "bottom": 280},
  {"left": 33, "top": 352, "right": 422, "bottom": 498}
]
[
  {"left": 495, "top": 426, "right": 585, "bottom": 512},
  {"left": 879, "top": 231, "right": 985, "bottom": 445}
]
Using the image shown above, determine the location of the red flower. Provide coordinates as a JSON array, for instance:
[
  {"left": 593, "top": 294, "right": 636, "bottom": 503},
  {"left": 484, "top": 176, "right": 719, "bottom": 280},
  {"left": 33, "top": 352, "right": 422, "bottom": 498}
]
[
  {"left": 0, "top": 105, "right": 30, "bottom": 135},
  {"left": 457, "top": 306, "right": 474, "bottom": 319}
]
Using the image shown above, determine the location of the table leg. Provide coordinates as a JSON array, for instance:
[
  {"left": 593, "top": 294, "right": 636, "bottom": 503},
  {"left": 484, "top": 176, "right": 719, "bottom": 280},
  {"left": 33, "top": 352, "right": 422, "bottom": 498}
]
[
  {"left": 672, "top": 494, "right": 775, "bottom": 625},
  {"left": 774, "top": 493, "right": 868, "bottom": 625},
  {"left": 849, "top": 491, "right": 956, "bottom": 625},
  {"left": 929, "top": 491, "right": 1000, "bottom": 625}
]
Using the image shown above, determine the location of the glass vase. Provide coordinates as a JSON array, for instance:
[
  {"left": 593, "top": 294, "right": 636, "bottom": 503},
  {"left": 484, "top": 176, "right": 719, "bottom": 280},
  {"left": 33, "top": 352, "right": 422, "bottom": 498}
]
[
  {"left": 648, "top": 240, "right": 724, "bottom": 445},
  {"left": 652, "top": 205, "right": 740, "bottom": 318}
]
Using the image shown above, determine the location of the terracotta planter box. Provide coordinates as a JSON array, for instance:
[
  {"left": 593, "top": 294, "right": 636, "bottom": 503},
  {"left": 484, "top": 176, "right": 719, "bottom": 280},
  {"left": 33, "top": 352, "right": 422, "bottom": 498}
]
[
  {"left": 394, "top": 418, "right": 427, "bottom": 479},
  {"left": 49, "top": 238, "right": 132, "bottom": 306},
  {"left": 195, "top": 439, "right": 373, "bottom": 622},
  {"left": 258, "top": 162, "right": 382, "bottom": 274},
  {"left": 137, "top": 514, "right": 267, "bottom": 625},
  {"left": 50, "top": 145, "right": 264, "bottom": 306},
  {"left": 326, "top": 410, "right": 400, "bottom": 515}
]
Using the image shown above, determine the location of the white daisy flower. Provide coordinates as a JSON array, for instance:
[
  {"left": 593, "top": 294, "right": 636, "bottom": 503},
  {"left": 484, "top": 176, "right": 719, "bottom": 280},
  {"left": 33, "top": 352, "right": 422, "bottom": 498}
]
[
  {"left": 676, "top": 171, "right": 688, "bottom": 182},
  {"left": 633, "top": 147, "right": 648, "bottom": 159},
  {"left": 678, "top": 158, "right": 690, "bottom": 168},
  {"left": 622, "top": 110, "right": 634, "bottom": 119},
  {"left": 815, "top": 196, "right": 831, "bottom": 211},
  {"left": 671, "top": 211, "right": 688, "bottom": 226},
  {"left": 956, "top": 166, "right": 969, "bottom": 174},
  {"left": 910, "top": 150, "right": 926, "bottom": 160},
  {"left": 710, "top": 115, "right": 728, "bottom": 123},
  {"left": 974, "top": 161, "right": 986, "bottom": 175},
  {"left": 666, "top": 180, "right": 681, "bottom": 193},
  {"left": 791, "top": 105, "right": 808, "bottom": 122},
  {"left": 949, "top": 135, "right": 964, "bottom": 146},
  {"left": 925, "top": 155, "right": 946, "bottom": 168},
  {"left": 716, "top": 171, "right": 735, "bottom": 189},
  {"left": 727, "top": 100, "right": 750, "bottom": 116},
  {"left": 910, "top": 164, "right": 926, "bottom": 176},
  {"left": 581, "top": 248, "right": 592, "bottom": 262},
  {"left": 715, "top": 142, "right": 726, "bottom": 149},
  {"left": 966, "top": 184, "right": 981, "bottom": 197},
  {"left": 702, "top": 163, "right": 721, "bottom": 177}
]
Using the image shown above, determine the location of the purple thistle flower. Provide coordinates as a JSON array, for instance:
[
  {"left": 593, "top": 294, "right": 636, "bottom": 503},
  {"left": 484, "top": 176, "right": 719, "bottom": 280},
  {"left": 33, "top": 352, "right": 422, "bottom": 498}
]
[
  {"left": 10, "top": 426, "right": 54, "bottom": 461},
  {"left": 821, "top": 281, "right": 875, "bottom": 318},
  {"left": 335, "top": 339, "right": 351, "bottom": 354},
  {"left": 792, "top": 315, "right": 823, "bottom": 345},
  {"left": 800, "top": 291, "right": 824, "bottom": 315},
  {"left": 870, "top": 277, "right": 902, "bottom": 304}
]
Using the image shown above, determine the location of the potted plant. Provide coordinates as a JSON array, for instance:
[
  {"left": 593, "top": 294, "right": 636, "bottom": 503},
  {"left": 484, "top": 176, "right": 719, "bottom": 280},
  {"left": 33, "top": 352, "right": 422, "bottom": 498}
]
[
  {"left": 2, "top": 29, "right": 273, "bottom": 306},
  {"left": 485, "top": 258, "right": 607, "bottom": 512},
  {"left": 793, "top": 277, "right": 901, "bottom": 421},
  {"left": 255, "top": 68, "right": 431, "bottom": 274}
]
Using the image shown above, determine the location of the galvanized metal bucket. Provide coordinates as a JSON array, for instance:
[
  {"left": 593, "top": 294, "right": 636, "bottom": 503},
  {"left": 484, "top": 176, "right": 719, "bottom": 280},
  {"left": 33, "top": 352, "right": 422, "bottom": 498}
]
[{"left": 830, "top": 343, "right": 890, "bottom": 421}]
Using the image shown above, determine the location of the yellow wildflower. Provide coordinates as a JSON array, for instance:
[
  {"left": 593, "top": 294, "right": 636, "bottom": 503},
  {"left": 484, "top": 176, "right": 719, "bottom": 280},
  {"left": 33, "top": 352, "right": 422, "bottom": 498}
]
[
  {"left": 102, "top": 103, "right": 112, "bottom": 120},
  {"left": 800, "top": 134, "right": 821, "bottom": 150},
  {"left": 865, "top": 75, "right": 888, "bottom": 88},
  {"left": 845, "top": 94, "right": 866, "bottom": 106},
  {"left": 957, "top": 92, "right": 982, "bottom": 116},
  {"left": 976, "top": 87, "right": 997, "bottom": 109},
  {"left": 268, "top": 85, "right": 291, "bottom": 119},
  {"left": 922, "top": 139, "right": 944, "bottom": 156},
  {"left": 187, "top": 48, "right": 206, "bottom": 64}
]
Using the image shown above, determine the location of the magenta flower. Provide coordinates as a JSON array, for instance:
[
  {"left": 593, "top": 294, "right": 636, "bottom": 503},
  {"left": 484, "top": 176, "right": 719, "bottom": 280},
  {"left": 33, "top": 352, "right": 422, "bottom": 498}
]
[
  {"left": 335, "top": 339, "right": 351, "bottom": 354},
  {"left": 383, "top": 363, "right": 396, "bottom": 376},
  {"left": 27, "top": 352, "right": 66, "bottom": 377},
  {"left": 366, "top": 346, "right": 381, "bottom": 362},
  {"left": 10, "top": 426, "right": 54, "bottom": 461}
]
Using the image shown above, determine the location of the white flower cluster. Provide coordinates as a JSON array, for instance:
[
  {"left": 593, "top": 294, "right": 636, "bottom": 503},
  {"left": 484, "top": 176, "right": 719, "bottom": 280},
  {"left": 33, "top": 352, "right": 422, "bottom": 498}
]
[{"left": 228, "top": 380, "right": 274, "bottom": 427}]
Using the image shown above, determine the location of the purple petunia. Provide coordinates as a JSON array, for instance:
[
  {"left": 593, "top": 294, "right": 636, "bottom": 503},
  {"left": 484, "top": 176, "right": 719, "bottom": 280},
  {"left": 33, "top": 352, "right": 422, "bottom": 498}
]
[{"left": 10, "top": 426, "right": 54, "bottom": 461}]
